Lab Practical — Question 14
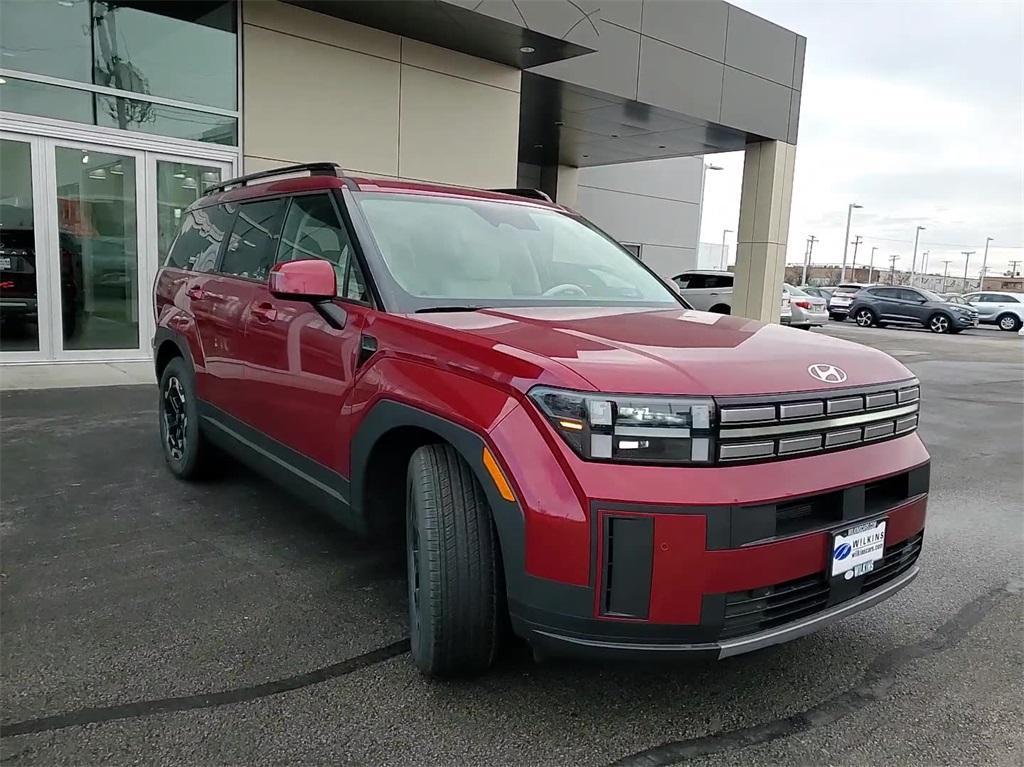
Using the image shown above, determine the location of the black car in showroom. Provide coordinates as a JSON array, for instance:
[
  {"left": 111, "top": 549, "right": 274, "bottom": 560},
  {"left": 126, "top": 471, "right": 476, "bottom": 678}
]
[{"left": 847, "top": 286, "right": 979, "bottom": 333}]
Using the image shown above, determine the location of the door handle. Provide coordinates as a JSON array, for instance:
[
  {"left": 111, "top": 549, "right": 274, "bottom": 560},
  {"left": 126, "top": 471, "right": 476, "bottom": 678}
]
[
  {"left": 250, "top": 302, "right": 278, "bottom": 323},
  {"left": 709, "top": 292, "right": 720, "bottom": 296},
  {"left": 186, "top": 285, "right": 205, "bottom": 301}
]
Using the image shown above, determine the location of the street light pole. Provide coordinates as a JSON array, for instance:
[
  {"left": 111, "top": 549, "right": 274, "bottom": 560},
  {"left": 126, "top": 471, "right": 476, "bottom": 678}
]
[
  {"left": 888, "top": 254, "right": 899, "bottom": 286},
  {"left": 698, "top": 162, "right": 723, "bottom": 226},
  {"left": 961, "top": 251, "right": 975, "bottom": 293},
  {"left": 979, "top": 236, "right": 994, "bottom": 289},
  {"left": 839, "top": 203, "right": 862, "bottom": 282},
  {"left": 720, "top": 228, "right": 733, "bottom": 269},
  {"left": 910, "top": 225, "right": 925, "bottom": 286},
  {"left": 921, "top": 250, "right": 930, "bottom": 277},
  {"left": 941, "top": 259, "right": 953, "bottom": 292},
  {"left": 850, "top": 235, "right": 863, "bottom": 279},
  {"left": 802, "top": 234, "right": 818, "bottom": 284},
  {"left": 868, "top": 246, "right": 878, "bottom": 283}
]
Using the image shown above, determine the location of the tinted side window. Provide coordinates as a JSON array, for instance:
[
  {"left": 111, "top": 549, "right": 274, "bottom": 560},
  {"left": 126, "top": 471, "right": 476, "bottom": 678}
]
[
  {"left": 991, "top": 293, "right": 1015, "bottom": 302},
  {"left": 898, "top": 289, "right": 923, "bottom": 301},
  {"left": 869, "top": 287, "right": 894, "bottom": 298},
  {"left": 220, "top": 199, "right": 286, "bottom": 280},
  {"left": 707, "top": 274, "right": 733, "bottom": 289},
  {"left": 165, "top": 205, "right": 231, "bottom": 271},
  {"left": 682, "top": 275, "right": 707, "bottom": 289},
  {"left": 278, "top": 194, "right": 351, "bottom": 294}
]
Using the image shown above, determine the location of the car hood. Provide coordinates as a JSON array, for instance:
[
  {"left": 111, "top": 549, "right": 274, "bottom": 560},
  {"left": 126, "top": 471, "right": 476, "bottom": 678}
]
[{"left": 410, "top": 306, "right": 915, "bottom": 396}]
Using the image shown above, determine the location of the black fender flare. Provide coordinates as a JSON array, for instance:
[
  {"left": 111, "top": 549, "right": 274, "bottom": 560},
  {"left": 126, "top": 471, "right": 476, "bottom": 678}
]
[
  {"left": 153, "top": 327, "right": 195, "bottom": 379},
  {"left": 349, "top": 399, "right": 527, "bottom": 600}
]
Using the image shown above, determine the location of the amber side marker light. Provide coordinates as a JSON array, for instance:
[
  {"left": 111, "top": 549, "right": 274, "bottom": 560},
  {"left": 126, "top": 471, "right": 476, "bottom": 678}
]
[{"left": 482, "top": 447, "right": 516, "bottom": 502}]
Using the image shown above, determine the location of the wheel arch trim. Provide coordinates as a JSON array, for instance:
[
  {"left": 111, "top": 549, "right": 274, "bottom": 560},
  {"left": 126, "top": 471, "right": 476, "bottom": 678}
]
[{"left": 350, "top": 399, "right": 528, "bottom": 599}]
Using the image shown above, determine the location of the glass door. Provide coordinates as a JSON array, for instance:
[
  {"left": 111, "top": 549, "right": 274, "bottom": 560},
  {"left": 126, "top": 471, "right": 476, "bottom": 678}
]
[
  {"left": 1, "top": 130, "right": 235, "bottom": 363},
  {"left": 0, "top": 134, "right": 49, "bottom": 360},
  {"left": 50, "top": 143, "right": 145, "bottom": 356}
]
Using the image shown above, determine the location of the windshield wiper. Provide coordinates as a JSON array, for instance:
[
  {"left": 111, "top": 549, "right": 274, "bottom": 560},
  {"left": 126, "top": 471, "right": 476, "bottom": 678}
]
[{"left": 415, "top": 305, "right": 489, "bottom": 313}]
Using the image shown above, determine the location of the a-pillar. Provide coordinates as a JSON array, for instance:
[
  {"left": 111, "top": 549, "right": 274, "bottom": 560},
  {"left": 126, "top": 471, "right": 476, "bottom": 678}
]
[{"left": 732, "top": 141, "right": 797, "bottom": 323}]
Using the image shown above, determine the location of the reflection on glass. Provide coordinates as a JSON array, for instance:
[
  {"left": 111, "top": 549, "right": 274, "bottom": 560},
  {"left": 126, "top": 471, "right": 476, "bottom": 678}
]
[
  {"left": 0, "top": 78, "right": 238, "bottom": 146},
  {"left": 55, "top": 147, "right": 139, "bottom": 351},
  {"left": 156, "top": 161, "right": 222, "bottom": 264},
  {"left": 0, "top": 140, "right": 40, "bottom": 352},
  {"left": 0, "top": 1, "right": 237, "bottom": 109}
]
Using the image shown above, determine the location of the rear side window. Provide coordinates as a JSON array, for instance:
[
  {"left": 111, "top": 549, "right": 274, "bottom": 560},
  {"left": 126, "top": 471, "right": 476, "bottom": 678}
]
[
  {"left": 898, "top": 289, "right": 923, "bottom": 301},
  {"left": 220, "top": 199, "right": 287, "bottom": 281},
  {"left": 679, "top": 275, "right": 705, "bottom": 289},
  {"left": 707, "top": 274, "right": 733, "bottom": 289},
  {"left": 277, "top": 194, "right": 367, "bottom": 301},
  {"left": 165, "top": 205, "right": 232, "bottom": 271}
]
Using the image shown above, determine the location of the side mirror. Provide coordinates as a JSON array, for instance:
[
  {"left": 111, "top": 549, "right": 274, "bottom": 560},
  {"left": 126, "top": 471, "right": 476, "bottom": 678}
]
[{"left": 268, "top": 259, "right": 337, "bottom": 301}]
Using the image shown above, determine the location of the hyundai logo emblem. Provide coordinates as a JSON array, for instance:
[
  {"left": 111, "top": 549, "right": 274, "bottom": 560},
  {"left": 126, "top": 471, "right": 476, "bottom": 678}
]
[
  {"left": 834, "top": 542, "right": 852, "bottom": 560},
  {"left": 808, "top": 363, "right": 848, "bottom": 384}
]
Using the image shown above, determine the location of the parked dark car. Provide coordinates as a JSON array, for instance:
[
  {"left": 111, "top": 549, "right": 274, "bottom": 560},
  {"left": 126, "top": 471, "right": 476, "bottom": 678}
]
[
  {"left": 800, "top": 286, "right": 834, "bottom": 307},
  {"left": 847, "top": 286, "right": 978, "bottom": 334}
]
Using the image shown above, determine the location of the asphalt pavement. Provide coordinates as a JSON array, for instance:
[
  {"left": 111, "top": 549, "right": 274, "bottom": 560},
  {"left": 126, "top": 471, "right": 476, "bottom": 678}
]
[{"left": 1, "top": 325, "right": 1022, "bottom": 766}]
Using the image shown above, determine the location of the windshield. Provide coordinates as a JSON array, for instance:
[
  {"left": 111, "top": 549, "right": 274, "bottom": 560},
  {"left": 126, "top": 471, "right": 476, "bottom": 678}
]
[
  {"left": 353, "top": 192, "right": 681, "bottom": 311},
  {"left": 784, "top": 283, "right": 807, "bottom": 296}
]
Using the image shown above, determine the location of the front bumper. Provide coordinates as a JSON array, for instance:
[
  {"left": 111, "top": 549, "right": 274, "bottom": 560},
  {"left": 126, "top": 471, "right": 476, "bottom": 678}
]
[
  {"left": 951, "top": 313, "right": 978, "bottom": 328},
  {"left": 784, "top": 308, "right": 829, "bottom": 327},
  {"left": 526, "top": 564, "right": 918, "bottom": 660}
]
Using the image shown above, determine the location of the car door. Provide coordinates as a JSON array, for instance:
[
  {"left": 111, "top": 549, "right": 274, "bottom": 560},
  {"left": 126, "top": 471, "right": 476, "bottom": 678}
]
[
  {"left": 238, "top": 192, "right": 370, "bottom": 472},
  {"left": 868, "top": 287, "right": 900, "bottom": 319},
  {"left": 675, "top": 274, "right": 711, "bottom": 310},
  {"left": 964, "top": 293, "right": 993, "bottom": 321},
  {"left": 196, "top": 197, "right": 287, "bottom": 424},
  {"left": 175, "top": 202, "right": 252, "bottom": 410},
  {"left": 896, "top": 288, "right": 930, "bottom": 323}
]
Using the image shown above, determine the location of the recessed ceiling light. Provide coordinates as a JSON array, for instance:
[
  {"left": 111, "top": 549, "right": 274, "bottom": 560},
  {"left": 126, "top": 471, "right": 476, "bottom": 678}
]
[
  {"left": 554, "top": 121, "right": 564, "bottom": 127},
  {"left": 0, "top": 78, "right": 6, "bottom": 85},
  {"left": 658, "top": 145, "right": 666, "bottom": 149},
  {"left": 582, "top": 154, "right": 589, "bottom": 158},
  {"left": 57, "top": 1, "right": 74, "bottom": 6},
  {"left": 610, "top": 134, "right": 619, "bottom": 138},
  {"left": 533, "top": 143, "right": 543, "bottom": 149},
  {"left": 519, "top": 46, "right": 535, "bottom": 54},
  {"left": 81, "top": 153, "right": 90, "bottom": 164}
]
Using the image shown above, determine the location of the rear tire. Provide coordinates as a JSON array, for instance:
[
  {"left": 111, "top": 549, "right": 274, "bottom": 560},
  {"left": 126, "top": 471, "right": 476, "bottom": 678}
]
[
  {"left": 928, "top": 313, "right": 952, "bottom": 334},
  {"left": 996, "top": 313, "right": 1022, "bottom": 332},
  {"left": 406, "top": 443, "right": 499, "bottom": 677},
  {"left": 854, "top": 307, "right": 877, "bottom": 327},
  {"left": 158, "top": 357, "right": 210, "bottom": 480}
]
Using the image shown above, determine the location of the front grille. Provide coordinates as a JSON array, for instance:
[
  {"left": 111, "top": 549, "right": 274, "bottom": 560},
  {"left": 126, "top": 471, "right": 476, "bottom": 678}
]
[
  {"left": 717, "top": 381, "right": 920, "bottom": 463},
  {"left": 721, "top": 574, "right": 829, "bottom": 639},
  {"left": 720, "top": 533, "right": 923, "bottom": 640}
]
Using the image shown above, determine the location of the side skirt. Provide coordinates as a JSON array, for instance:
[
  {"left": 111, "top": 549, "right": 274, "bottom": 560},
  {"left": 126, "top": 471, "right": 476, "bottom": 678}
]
[{"left": 198, "top": 401, "right": 361, "bottom": 532}]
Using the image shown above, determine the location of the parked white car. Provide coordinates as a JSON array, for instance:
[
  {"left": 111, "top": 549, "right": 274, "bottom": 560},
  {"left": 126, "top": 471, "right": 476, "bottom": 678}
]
[
  {"left": 672, "top": 270, "right": 734, "bottom": 313},
  {"left": 962, "top": 291, "right": 1024, "bottom": 332}
]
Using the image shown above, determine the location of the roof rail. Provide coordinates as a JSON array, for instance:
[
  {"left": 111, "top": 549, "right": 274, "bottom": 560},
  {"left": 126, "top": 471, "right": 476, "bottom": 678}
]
[
  {"left": 205, "top": 162, "right": 355, "bottom": 195},
  {"left": 490, "top": 188, "right": 553, "bottom": 203}
]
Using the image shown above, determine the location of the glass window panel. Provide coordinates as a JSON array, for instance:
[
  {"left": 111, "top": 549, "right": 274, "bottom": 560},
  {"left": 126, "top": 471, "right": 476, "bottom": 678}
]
[
  {"left": 0, "top": 78, "right": 238, "bottom": 146},
  {"left": 93, "top": 2, "right": 237, "bottom": 109},
  {"left": 0, "top": 1, "right": 237, "bottom": 110},
  {"left": 157, "top": 160, "right": 223, "bottom": 265},
  {"left": 0, "top": 0, "right": 93, "bottom": 83},
  {"left": 0, "top": 139, "right": 40, "bottom": 352},
  {"left": 0, "top": 78, "right": 94, "bottom": 124},
  {"left": 55, "top": 146, "right": 139, "bottom": 351}
]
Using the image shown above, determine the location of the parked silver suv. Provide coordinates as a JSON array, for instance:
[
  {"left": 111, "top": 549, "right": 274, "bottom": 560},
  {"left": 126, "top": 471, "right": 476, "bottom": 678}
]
[
  {"left": 962, "top": 291, "right": 1024, "bottom": 332},
  {"left": 672, "top": 270, "right": 734, "bottom": 313}
]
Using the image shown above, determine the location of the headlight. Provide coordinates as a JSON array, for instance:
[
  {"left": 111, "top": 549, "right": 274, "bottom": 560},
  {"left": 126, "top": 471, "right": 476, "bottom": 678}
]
[{"left": 528, "top": 386, "right": 716, "bottom": 464}]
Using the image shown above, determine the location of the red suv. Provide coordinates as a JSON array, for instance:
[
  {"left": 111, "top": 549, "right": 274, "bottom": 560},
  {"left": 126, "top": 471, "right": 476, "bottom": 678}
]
[{"left": 153, "top": 163, "right": 929, "bottom": 676}]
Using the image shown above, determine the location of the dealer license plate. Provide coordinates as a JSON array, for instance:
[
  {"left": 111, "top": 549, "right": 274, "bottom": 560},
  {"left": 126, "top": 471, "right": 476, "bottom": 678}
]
[
  {"left": 831, "top": 519, "right": 886, "bottom": 579},
  {"left": 0, "top": 256, "right": 12, "bottom": 270}
]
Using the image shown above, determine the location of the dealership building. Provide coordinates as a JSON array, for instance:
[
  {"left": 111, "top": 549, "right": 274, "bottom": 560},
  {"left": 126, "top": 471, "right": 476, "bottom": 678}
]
[{"left": 0, "top": 0, "right": 804, "bottom": 375}]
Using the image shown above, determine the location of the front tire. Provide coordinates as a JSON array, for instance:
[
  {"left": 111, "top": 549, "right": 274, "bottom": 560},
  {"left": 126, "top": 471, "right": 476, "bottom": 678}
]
[
  {"left": 854, "top": 308, "right": 877, "bottom": 327},
  {"left": 996, "top": 313, "right": 1022, "bottom": 332},
  {"left": 928, "top": 313, "right": 952, "bottom": 334},
  {"left": 158, "top": 357, "right": 209, "bottom": 480},
  {"left": 406, "top": 444, "right": 499, "bottom": 677}
]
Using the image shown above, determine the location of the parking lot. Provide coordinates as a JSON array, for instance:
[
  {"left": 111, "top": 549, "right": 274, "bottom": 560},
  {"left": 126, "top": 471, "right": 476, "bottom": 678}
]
[{"left": 1, "top": 326, "right": 1021, "bottom": 766}]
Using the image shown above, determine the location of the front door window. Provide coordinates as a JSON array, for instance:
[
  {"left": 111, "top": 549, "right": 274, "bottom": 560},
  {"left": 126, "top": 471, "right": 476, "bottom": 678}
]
[{"left": 0, "top": 139, "right": 40, "bottom": 353}]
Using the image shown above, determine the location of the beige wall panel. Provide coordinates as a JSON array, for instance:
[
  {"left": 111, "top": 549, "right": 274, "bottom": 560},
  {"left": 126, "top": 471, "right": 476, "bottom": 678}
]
[
  {"left": 243, "top": 1, "right": 400, "bottom": 60},
  {"left": 400, "top": 39, "right": 520, "bottom": 92},
  {"left": 243, "top": 25, "right": 400, "bottom": 175},
  {"left": 398, "top": 65, "right": 519, "bottom": 187}
]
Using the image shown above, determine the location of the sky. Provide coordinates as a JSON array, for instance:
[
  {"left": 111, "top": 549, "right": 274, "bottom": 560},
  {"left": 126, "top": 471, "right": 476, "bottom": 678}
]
[{"left": 698, "top": 0, "right": 1024, "bottom": 280}]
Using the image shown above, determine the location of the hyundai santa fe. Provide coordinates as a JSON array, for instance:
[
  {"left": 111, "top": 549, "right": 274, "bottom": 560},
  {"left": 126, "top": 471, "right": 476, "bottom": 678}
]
[{"left": 153, "top": 163, "right": 929, "bottom": 677}]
